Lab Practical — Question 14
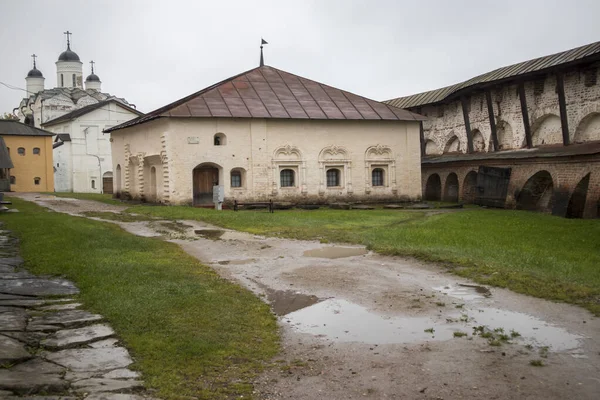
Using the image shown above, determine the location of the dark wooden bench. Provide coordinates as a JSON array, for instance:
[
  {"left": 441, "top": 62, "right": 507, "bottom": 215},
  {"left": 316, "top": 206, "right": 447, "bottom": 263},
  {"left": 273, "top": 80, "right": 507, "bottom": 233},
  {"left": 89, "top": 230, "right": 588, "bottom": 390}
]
[
  {"left": 233, "top": 199, "right": 274, "bottom": 213},
  {"left": 0, "top": 201, "right": 11, "bottom": 205}
]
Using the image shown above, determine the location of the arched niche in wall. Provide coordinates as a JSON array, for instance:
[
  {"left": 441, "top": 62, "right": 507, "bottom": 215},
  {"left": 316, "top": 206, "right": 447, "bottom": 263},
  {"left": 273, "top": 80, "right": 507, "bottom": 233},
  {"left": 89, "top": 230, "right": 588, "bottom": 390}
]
[
  {"left": 517, "top": 170, "right": 554, "bottom": 212},
  {"left": 318, "top": 145, "right": 352, "bottom": 194},
  {"left": 424, "top": 139, "right": 440, "bottom": 156},
  {"left": 531, "top": 114, "right": 562, "bottom": 146},
  {"left": 444, "top": 135, "right": 461, "bottom": 153},
  {"left": 574, "top": 112, "right": 600, "bottom": 143},
  {"left": 272, "top": 145, "right": 306, "bottom": 194},
  {"left": 496, "top": 121, "right": 514, "bottom": 150},
  {"left": 471, "top": 130, "right": 485, "bottom": 152},
  {"left": 364, "top": 144, "right": 395, "bottom": 194}
]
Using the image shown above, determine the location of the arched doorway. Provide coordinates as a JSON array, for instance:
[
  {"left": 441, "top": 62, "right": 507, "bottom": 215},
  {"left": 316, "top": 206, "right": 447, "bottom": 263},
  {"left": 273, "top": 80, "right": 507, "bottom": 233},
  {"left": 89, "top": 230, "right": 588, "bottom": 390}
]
[
  {"left": 517, "top": 171, "right": 554, "bottom": 212},
  {"left": 443, "top": 173, "right": 459, "bottom": 202},
  {"left": 462, "top": 171, "right": 478, "bottom": 204},
  {"left": 424, "top": 174, "right": 441, "bottom": 201},
  {"left": 193, "top": 163, "right": 221, "bottom": 205},
  {"left": 149, "top": 167, "right": 157, "bottom": 201},
  {"left": 102, "top": 172, "right": 113, "bottom": 194},
  {"left": 566, "top": 174, "right": 590, "bottom": 219}
]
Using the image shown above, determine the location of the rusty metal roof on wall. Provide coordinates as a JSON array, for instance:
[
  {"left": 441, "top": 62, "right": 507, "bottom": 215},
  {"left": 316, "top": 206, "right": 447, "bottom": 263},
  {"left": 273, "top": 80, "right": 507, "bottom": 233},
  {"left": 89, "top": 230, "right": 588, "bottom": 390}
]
[
  {"left": 105, "top": 65, "right": 425, "bottom": 133},
  {"left": 385, "top": 41, "right": 600, "bottom": 109}
]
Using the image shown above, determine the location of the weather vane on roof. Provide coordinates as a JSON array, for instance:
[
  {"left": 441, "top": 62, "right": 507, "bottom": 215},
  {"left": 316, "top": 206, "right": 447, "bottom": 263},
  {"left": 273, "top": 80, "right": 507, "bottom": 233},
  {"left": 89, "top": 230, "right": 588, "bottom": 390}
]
[{"left": 260, "top": 38, "right": 268, "bottom": 67}]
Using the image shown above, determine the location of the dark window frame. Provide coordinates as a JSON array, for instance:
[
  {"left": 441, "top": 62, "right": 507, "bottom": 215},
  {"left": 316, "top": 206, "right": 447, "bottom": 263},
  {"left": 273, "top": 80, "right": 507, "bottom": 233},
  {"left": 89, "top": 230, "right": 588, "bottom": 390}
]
[
  {"left": 372, "top": 168, "right": 385, "bottom": 187},
  {"left": 326, "top": 168, "right": 341, "bottom": 187},
  {"left": 280, "top": 169, "right": 295, "bottom": 187},
  {"left": 33, "top": 147, "right": 41, "bottom": 155},
  {"left": 230, "top": 170, "right": 242, "bottom": 188}
]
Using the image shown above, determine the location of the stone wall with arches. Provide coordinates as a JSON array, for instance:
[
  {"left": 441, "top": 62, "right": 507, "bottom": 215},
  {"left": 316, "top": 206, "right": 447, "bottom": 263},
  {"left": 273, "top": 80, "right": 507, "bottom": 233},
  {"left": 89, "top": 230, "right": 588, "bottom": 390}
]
[
  {"left": 422, "top": 156, "right": 600, "bottom": 218},
  {"left": 416, "top": 64, "right": 600, "bottom": 154}
]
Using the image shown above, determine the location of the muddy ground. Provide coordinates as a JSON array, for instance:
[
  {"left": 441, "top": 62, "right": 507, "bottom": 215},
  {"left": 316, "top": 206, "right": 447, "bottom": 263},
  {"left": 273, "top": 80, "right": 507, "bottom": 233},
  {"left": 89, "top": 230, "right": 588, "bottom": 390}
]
[{"left": 12, "top": 193, "right": 600, "bottom": 400}]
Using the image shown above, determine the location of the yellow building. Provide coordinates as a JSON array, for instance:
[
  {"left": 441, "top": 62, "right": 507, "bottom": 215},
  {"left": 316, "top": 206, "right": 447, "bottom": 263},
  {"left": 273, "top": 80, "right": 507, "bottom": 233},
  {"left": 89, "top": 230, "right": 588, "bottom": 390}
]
[{"left": 0, "top": 120, "right": 54, "bottom": 192}]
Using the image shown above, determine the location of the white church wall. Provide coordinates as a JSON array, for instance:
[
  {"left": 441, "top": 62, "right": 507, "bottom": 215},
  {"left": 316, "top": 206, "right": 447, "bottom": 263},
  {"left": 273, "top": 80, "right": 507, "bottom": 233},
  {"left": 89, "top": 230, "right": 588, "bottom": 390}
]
[
  {"left": 51, "top": 102, "right": 139, "bottom": 193},
  {"left": 53, "top": 141, "right": 73, "bottom": 192},
  {"left": 111, "top": 117, "right": 422, "bottom": 204}
]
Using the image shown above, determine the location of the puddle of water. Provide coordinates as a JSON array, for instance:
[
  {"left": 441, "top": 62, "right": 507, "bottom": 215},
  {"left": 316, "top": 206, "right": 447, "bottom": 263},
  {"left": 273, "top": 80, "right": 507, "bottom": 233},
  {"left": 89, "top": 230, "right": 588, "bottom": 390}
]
[
  {"left": 194, "top": 229, "right": 225, "bottom": 239},
  {"left": 267, "top": 289, "right": 321, "bottom": 316},
  {"left": 217, "top": 259, "right": 256, "bottom": 265},
  {"left": 285, "top": 299, "right": 459, "bottom": 344},
  {"left": 284, "top": 299, "right": 584, "bottom": 351},
  {"left": 303, "top": 247, "right": 368, "bottom": 259},
  {"left": 469, "top": 308, "right": 583, "bottom": 351},
  {"left": 434, "top": 284, "right": 491, "bottom": 301}
]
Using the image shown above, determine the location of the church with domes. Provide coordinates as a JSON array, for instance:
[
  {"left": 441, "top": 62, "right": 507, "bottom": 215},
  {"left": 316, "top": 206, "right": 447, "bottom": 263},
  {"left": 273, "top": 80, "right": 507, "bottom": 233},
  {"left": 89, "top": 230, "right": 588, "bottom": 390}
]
[{"left": 16, "top": 32, "right": 142, "bottom": 194}]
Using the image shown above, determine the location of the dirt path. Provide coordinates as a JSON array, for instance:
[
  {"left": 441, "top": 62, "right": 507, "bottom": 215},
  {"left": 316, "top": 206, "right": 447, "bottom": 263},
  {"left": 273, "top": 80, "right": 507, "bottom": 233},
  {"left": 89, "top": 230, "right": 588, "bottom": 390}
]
[{"left": 13, "top": 194, "right": 600, "bottom": 400}]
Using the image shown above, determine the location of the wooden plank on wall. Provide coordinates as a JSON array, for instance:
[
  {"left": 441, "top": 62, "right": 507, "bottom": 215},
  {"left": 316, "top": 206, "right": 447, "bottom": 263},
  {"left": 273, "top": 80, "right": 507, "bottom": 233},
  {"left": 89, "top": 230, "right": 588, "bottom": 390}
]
[
  {"left": 518, "top": 83, "right": 533, "bottom": 148},
  {"left": 485, "top": 90, "right": 499, "bottom": 151},
  {"left": 461, "top": 96, "right": 474, "bottom": 153}
]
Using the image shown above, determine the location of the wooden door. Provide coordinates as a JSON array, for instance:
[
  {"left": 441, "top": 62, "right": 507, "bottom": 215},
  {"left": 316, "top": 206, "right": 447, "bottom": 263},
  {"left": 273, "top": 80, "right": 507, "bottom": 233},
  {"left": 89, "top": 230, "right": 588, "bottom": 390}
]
[
  {"left": 193, "top": 167, "right": 219, "bottom": 205},
  {"left": 476, "top": 166, "right": 511, "bottom": 208},
  {"left": 103, "top": 177, "right": 113, "bottom": 194}
]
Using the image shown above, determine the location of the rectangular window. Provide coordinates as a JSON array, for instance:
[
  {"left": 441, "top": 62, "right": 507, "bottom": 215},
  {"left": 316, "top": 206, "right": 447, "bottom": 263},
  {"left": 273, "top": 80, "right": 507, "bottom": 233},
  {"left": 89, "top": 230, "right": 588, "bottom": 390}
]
[
  {"left": 18, "top": 147, "right": 25, "bottom": 156},
  {"left": 372, "top": 168, "right": 385, "bottom": 186},
  {"left": 33, "top": 147, "right": 40, "bottom": 155},
  {"left": 34, "top": 177, "right": 41, "bottom": 185},
  {"left": 231, "top": 173, "right": 241, "bottom": 188},
  {"left": 280, "top": 169, "right": 295, "bottom": 187},
  {"left": 61, "top": 74, "right": 64, "bottom": 87},
  {"left": 72, "top": 74, "right": 76, "bottom": 87}
]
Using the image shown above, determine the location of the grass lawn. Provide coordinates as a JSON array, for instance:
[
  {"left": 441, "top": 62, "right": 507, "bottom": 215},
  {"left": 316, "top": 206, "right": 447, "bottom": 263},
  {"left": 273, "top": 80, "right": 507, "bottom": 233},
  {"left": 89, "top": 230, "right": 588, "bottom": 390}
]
[
  {"left": 44, "top": 192, "right": 125, "bottom": 205},
  {"left": 0, "top": 198, "right": 279, "bottom": 399},
  {"left": 125, "top": 204, "right": 600, "bottom": 315}
]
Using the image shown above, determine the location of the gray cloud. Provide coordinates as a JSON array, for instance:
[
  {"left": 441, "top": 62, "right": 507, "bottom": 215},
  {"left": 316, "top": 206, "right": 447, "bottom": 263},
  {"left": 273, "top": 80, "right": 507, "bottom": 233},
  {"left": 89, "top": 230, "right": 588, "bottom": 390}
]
[{"left": 1, "top": 0, "right": 599, "bottom": 115}]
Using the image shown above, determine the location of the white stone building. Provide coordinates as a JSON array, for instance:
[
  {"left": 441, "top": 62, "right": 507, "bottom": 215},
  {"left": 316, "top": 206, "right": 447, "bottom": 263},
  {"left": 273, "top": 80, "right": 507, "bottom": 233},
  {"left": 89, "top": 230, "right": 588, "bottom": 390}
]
[
  {"left": 15, "top": 33, "right": 141, "bottom": 193},
  {"left": 106, "top": 65, "right": 424, "bottom": 205},
  {"left": 43, "top": 100, "right": 142, "bottom": 193}
]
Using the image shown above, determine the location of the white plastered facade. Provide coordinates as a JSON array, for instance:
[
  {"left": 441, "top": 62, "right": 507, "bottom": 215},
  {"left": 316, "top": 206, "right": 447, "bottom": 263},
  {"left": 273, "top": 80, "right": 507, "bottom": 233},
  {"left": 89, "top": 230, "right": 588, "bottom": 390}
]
[{"left": 110, "top": 118, "right": 422, "bottom": 204}]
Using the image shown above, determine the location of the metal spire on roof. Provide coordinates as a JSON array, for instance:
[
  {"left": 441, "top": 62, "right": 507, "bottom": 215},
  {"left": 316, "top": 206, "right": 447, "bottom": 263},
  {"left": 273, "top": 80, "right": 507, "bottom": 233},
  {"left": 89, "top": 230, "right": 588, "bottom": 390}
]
[
  {"left": 31, "top": 54, "right": 37, "bottom": 69},
  {"left": 260, "top": 38, "right": 268, "bottom": 67},
  {"left": 90, "top": 60, "right": 95, "bottom": 74},
  {"left": 64, "top": 30, "right": 72, "bottom": 49}
]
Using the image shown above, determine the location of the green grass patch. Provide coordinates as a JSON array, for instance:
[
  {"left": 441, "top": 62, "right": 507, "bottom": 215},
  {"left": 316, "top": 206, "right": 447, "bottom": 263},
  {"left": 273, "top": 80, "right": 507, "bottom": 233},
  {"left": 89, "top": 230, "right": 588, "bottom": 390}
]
[
  {"left": 1, "top": 198, "right": 279, "bottom": 399},
  {"left": 124, "top": 205, "right": 600, "bottom": 315},
  {"left": 45, "top": 192, "right": 124, "bottom": 205}
]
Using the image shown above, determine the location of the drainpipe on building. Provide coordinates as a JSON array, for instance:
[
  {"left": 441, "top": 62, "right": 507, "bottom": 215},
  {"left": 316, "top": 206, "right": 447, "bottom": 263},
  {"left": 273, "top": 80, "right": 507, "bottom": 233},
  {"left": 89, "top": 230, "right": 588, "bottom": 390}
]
[{"left": 84, "top": 127, "right": 103, "bottom": 194}]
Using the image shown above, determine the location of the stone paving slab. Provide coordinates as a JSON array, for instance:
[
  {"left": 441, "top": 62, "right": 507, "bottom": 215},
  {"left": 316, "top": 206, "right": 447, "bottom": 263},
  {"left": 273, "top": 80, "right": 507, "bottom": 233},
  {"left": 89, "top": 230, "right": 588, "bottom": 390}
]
[
  {"left": 45, "top": 347, "right": 133, "bottom": 372},
  {"left": 10, "top": 358, "right": 65, "bottom": 375},
  {"left": 72, "top": 378, "right": 143, "bottom": 393},
  {"left": 0, "top": 309, "right": 27, "bottom": 330},
  {"left": 0, "top": 334, "right": 31, "bottom": 364},
  {"left": 0, "top": 370, "right": 68, "bottom": 395},
  {"left": 89, "top": 338, "right": 119, "bottom": 349},
  {"left": 84, "top": 394, "right": 147, "bottom": 400},
  {"left": 0, "top": 278, "right": 79, "bottom": 296},
  {"left": 102, "top": 368, "right": 141, "bottom": 379},
  {"left": 42, "top": 324, "right": 115, "bottom": 349},
  {"left": 30, "top": 309, "right": 103, "bottom": 328},
  {"left": 38, "top": 302, "right": 81, "bottom": 311},
  {"left": 0, "top": 298, "right": 46, "bottom": 307}
]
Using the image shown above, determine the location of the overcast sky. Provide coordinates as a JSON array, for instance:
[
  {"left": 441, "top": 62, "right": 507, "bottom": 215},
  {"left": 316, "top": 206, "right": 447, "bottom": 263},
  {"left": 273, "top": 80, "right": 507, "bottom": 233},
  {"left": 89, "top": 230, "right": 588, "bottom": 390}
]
[{"left": 1, "top": 0, "right": 599, "bottom": 115}]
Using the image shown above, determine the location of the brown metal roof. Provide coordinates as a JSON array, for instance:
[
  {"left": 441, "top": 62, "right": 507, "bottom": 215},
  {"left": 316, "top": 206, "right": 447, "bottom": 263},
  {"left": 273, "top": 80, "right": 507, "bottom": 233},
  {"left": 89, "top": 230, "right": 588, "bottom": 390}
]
[
  {"left": 105, "top": 65, "right": 425, "bottom": 133},
  {"left": 385, "top": 40, "right": 600, "bottom": 109}
]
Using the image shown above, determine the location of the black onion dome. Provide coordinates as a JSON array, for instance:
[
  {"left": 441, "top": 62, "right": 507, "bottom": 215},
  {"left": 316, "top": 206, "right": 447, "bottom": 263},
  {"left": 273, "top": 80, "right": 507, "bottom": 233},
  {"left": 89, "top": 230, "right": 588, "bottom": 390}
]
[
  {"left": 85, "top": 73, "right": 100, "bottom": 82},
  {"left": 27, "top": 68, "right": 43, "bottom": 78},
  {"left": 58, "top": 48, "right": 81, "bottom": 62}
]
